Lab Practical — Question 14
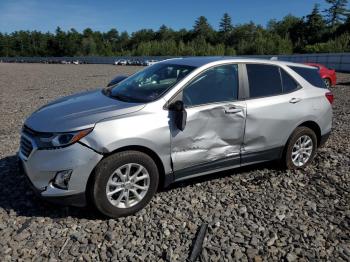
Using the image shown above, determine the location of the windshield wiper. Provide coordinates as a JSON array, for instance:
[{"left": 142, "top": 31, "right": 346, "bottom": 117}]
[
  {"left": 103, "top": 89, "right": 149, "bottom": 103},
  {"left": 102, "top": 89, "right": 131, "bottom": 102},
  {"left": 111, "top": 94, "right": 132, "bottom": 102}
]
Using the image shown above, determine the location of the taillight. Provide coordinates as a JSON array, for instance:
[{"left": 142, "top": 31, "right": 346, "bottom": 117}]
[{"left": 325, "top": 92, "right": 334, "bottom": 104}]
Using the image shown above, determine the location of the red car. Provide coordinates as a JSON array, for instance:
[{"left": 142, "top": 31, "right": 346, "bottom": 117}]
[{"left": 304, "top": 63, "right": 337, "bottom": 88}]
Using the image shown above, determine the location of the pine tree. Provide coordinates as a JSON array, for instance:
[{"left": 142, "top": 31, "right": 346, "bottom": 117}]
[
  {"left": 193, "top": 16, "right": 213, "bottom": 41},
  {"left": 306, "top": 4, "right": 327, "bottom": 44},
  {"left": 219, "top": 13, "right": 233, "bottom": 33},
  {"left": 324, "top": 0, "right": 349, "bottom": 27}
]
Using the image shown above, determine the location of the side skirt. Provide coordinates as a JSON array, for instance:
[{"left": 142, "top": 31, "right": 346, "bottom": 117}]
[
  {"left": 240, "top": 146, "right": 284, "bottom": 166},
  {"left": 174, "top": 155, "right": 240, "bottom": 183},
  {"left": 167, "top": 147, "right": 284, "bottom": 186}
]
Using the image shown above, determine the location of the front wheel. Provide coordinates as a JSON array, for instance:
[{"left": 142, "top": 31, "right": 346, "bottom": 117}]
[
  {"left": 90, "top": 151, "right": 159, "bottom": 218},
  {"left": 284, "top": 127, "right": 317, "bottom": 169}
]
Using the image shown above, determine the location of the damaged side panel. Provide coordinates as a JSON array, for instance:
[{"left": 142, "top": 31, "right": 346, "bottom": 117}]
[
  {"left": 170, "top": 102, "right": 246, "bottom": 172},
  {"left": 243, "top": 89, "right": 312, "bottom": 154}
]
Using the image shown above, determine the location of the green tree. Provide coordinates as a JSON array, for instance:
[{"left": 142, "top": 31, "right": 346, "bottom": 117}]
[
  {"left": 324, "top": 0, "right": 349, "bottom": 28},
  {"left": 81, "top": 37, "right": 96, "bottom": 55},
  {"left": 304, "top": 32, "right": 350, "bottom": 52},
  {"left": 219, "top": 13, "right": 233, "bottom": 33},
  {"left": 156, "top": 25, "right": 175, "bottom": 41},
  {"left": 336, "top": 15, "right": 350, "bottom": 35},
  {"left": 193, "top": 16, "right": 214, "bottom": 42},
  {"left": 305, "top": 4, "right": 327, "bottom": 44},
  {"left": 0, "top": 11, "right": 349, "bottom": 57},
  {"left": 219, "top": 13, "right": 233, "bottom": 43},
  {"left": 267, "top": 15, "right": 307, "bottom": 52}
]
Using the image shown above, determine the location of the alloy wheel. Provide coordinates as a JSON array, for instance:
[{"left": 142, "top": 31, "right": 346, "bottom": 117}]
[
  {"left": 106, "top": 163, "right": 150, "bottom": 208},
  {"left": 291, "top": 135, "right": 313, "bottom": 167}
]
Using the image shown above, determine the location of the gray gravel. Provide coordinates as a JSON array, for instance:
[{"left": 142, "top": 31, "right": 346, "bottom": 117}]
[{"left": 0, "top": 63, "right": 349, "bottom": 261}]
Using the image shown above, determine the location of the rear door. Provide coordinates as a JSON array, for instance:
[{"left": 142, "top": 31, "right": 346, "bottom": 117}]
[
  {"left": 170, "top": 64, "right": 247, "bottom": 179},
  {"left": 242, "top": 63, "right": 305, "bottom": 163}
]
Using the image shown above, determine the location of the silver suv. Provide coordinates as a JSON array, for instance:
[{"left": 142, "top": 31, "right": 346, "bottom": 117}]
[{"left": 19, "top": 57, "right": 333, "bottom": 218}]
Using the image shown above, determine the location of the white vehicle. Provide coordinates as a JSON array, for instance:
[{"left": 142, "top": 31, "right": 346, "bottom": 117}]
[
  {"left": 72, "top": 60, "right": 80, "bottom": 65},
  {"left": 115, "top": 59, "right": 127, "bottom": 66},
  {"left": 145, "top": 59, "right": 158, "bottom": 66}
]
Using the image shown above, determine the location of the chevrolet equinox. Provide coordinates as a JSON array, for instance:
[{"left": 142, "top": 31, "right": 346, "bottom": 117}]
[{"left": 19, "top": 57, "right": 333, "bottom": 218}]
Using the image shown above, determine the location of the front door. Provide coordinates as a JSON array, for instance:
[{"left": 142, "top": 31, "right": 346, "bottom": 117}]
[{"left": 170, "top": 64, "right": 246, "bottom": 179}]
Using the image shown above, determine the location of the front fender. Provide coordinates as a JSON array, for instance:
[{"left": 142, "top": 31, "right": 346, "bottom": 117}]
[{"left": 80, "top": 109, "right": 172, "bottom": 175}]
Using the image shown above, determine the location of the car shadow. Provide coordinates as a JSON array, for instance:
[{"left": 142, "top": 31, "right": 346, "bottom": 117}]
[
  {"left": 0, "top": 154, "right": 283, "bottom": 219},
  {"left": 336, "top": 81, "right": 350, "bottom": 86}
]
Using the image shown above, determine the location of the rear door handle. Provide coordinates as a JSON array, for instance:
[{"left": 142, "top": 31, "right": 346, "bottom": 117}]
[
  {"left": 289, "top": 98, "right": 302, "bottom": 104},
  {"left": 224, "top": 106, "right": 242, "bottom": 114}
]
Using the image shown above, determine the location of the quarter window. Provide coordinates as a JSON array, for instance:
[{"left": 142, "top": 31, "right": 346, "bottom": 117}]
[
  {"left": 183, "top": 64, "right": 239, "bottom": 106},
  {"left": 246, "top": 64, "right": 282, "bottom": 98},
  {"left": 289, "top": 66, "right": 325, "bottom": 88},
  {"left": 281, "top": 69, "right": 298, "bottom": 92}
]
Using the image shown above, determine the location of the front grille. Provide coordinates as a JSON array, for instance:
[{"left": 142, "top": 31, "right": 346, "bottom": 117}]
[{"left": 20, "top": 135, "right": 34, "bottom": 158}]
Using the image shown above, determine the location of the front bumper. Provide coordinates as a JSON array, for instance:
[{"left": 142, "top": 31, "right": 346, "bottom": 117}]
[{"left": 18, "top": 142, "right": 103, "bottom": 207}]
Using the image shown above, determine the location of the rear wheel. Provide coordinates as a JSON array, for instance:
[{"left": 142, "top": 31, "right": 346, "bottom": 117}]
[
  {"left": 90, "top": 151, "right": 159, "bottom": 218},
  {"left": 324, "top": 78, "right": 331, "bottom": 88},
  {"left": 284, "top": 127, "right": 317, "bottom": 169}
]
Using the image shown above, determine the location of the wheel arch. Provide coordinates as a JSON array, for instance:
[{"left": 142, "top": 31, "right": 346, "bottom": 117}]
[
  {"left": 297, "top": 121, "right": 321, "bottom": 147},
  {"left": 283, "top": 120, "right": 322, "bottom": 151},
  {"left": 86, "top": 145, "right": 167, "bottom": 197}
]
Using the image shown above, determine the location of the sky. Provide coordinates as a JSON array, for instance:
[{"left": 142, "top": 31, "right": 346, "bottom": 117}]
[{"left": 0, "top": 0, "right": 333, "bottom": 33}]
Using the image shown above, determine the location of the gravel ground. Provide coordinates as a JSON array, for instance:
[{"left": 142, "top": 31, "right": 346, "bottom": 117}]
[{"left": 0, "top": 63, "right": 349, "bottom": 261}]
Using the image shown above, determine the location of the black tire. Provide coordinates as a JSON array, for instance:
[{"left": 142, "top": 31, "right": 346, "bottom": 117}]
[
  {"left": 324, "top": 78, "right": 331, "bottom": 88},
  {"left": 90, "top": 151, "right": 159, "bottom": 218},
  {"left": 283, "top": 127, "right": 317, "bottom": 170}
]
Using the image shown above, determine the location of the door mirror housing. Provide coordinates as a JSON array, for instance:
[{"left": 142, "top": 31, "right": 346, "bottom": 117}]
[
  {"left": 107, "top": 75, "right": 128, "bottom": 87},
  {"left": 169, "top": 100, "right": 187, "bottom": 131}
]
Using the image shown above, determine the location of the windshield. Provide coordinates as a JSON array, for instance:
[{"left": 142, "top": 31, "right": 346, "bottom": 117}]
[{"left": 105, "top": 63, "right": 196, "bottom": 103}]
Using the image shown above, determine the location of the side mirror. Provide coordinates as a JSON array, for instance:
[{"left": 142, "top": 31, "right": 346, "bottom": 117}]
[
  {"left": 169, "top": 100, "right": 187, "bottom": 131},
  {"left": 107, "top": 75, "right": 128, "bottom": 87}
]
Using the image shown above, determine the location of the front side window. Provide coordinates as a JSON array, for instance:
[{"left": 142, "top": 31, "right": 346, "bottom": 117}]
[
  {"left": 182, "top": 64, "right": 239, "bottom": 106},
  {"left": 247, "top": 64, "right": 282, "bottom": 98},
  {"left": 106, "top": 63, "right": 195, "bottom": 103}
]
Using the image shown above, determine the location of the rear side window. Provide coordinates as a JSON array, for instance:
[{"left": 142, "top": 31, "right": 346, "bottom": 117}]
[
  {"left": 289, "top": 66, "right": 325, "bottom": 88},
  {"left": 246, "top": 64, "right": 282, "bottom": 98},
  {"left": 281, "top": 69, "right": 298, "bottom": 93}
]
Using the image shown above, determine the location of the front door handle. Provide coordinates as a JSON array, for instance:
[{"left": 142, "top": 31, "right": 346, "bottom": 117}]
[
  {"left": 224, "top": 106, "right": 242, "bottom": 114},
  {"left": 289, "top": 98, "right": 302, "bottom": 104}
]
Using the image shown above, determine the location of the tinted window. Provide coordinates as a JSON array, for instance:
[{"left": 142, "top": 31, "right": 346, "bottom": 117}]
[
  {"left": 247, "top": 64, "right": 282, "bottom": 98},
  {"left": 107, "top": 63, "right": 195, "bottom": 103},
  {"left": 183, "top": 64, "right": 238, "bottom": 106},
  {"left": 289, "top": 66, "right": 325, "bottom": 88},
  {"left": 281, "top": 69, "right": 298, "bottom": 92}
]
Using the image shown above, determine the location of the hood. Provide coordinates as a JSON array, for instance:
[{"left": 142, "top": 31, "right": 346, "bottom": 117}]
[{"left": 25, "top": 89, "right": 145, "bottom": 132}]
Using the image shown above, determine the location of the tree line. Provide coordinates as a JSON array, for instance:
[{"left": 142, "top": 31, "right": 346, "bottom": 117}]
[{"left": 0, "top": 0, "right": 349, "bottom": 57}]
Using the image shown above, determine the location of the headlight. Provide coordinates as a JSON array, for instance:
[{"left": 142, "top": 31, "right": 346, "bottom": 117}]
[{"left": 37, "top": 128, "right": 93, "bottom": 149}]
